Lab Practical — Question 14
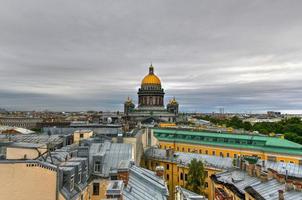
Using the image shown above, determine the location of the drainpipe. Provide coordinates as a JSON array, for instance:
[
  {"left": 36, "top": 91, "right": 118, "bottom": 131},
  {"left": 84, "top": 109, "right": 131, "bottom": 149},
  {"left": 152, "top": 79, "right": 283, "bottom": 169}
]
[{"left": 56, "top": 165, "right": 59, "bottom": 200}]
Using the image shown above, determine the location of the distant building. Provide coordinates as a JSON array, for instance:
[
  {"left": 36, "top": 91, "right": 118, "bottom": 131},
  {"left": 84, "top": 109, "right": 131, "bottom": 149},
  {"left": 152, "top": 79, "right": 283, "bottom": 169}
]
[
  {"left": 73, "top": 130, "right": 93, "bottom": 144},
  {"left": 267, "top": 111, "right": 282, "bottom": 118},
  {"left": 0, "top": 116, "right": 42, "bottom": 130},
  {"left": 0, "top": 126, "right": 35, "bottom": 134},
  {"left": 124, "top": 65, "right": 179, "bottom": 124}
]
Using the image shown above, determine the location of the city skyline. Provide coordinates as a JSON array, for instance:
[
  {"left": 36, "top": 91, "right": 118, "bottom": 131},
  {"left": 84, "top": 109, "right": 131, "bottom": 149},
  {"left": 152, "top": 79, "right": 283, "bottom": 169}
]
[{"left": 1, "top": 1, "right": 302, "bottom": 113}]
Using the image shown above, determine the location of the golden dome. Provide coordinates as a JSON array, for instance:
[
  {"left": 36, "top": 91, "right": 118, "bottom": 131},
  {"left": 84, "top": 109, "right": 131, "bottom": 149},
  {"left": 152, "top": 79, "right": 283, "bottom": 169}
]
[{"left": 141, "top": 65, "right": 161, "bottom": 85}]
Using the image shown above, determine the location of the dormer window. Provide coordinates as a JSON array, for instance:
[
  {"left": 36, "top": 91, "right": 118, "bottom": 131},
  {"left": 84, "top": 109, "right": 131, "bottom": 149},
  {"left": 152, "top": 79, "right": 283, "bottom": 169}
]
[
  {"left": 70, "top": 174, "right": 75, "bottom": 191},
  {"left": 94, "top": 161, "right": 101, "bottom": 173}
]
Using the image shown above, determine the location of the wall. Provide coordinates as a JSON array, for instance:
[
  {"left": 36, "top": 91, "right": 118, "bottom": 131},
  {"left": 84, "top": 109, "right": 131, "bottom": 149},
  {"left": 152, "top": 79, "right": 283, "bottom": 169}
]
[
  {"left": 6, "top": 146, "right": 47, "bottom": 160},
  {"left": 142, "top": 158, "right": 222, "bottom": 200},
  {"left": 73, "top": 130, "right": 93, "bottom": 144},
  {"left": 158, "top": 141, "right": 301, "bottom": 164},
  {"left": 0, "top": 162, "right": 57, "bottom": 200}
]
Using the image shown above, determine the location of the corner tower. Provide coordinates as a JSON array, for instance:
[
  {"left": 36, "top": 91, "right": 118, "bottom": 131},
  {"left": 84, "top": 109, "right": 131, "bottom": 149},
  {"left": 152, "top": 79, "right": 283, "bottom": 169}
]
[{"left": 138, "top": 65, "right": 165, "bottom": 108}]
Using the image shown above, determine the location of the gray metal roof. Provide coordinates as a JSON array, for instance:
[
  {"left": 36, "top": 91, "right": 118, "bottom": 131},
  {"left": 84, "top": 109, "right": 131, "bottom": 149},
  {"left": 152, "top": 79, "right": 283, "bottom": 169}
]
[
  {"left": 145, "top": 148, "right": 233, "bottom": 170},
  {"left": 250, "top": 179, "right": 302, "bottom": 200},
  {"left": 176, "top": 186, "right": 207, "bottom": 200},
  {"left": 216, "top": 169, "right": 302, "bottom": 200},
  {"left": 89, "top": 141, "right": 132, "bottom": 177},
  {"left": 216, "top": 170, "right": 260, "bottom": 193},
  {"left": 123, "top": 165, "right": 169, "bottom": 200},
  {"left": 145, "top": 148, "right": 302, "bottom": 178},
  {"left": 0, "top": 134, "right": 64, "bottom": 145}
]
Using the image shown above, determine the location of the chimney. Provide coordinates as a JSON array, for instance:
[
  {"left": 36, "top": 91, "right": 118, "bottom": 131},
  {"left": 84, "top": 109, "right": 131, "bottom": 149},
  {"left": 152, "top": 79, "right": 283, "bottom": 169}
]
[
  {"left": 247, "top": 163, "right": 256, "bottom": 177},
  {"left": 255, "top": 164, "right": 262, "bottom": 177},
  {"left": 278, "top": 190, "right": 284, "bottom": 200},
  {"left": 276, "top": 174, "right": 285, "bottom": 183},
  {"left": 294, "top": 182, "right": 302, "bottom": 191},
  {"left": 285, "top": 180, "right": 294, "bottom": 191},
  {"left": 155, "top": 166, "right": 164, "bottom": 178},
  {"left": 260, "top": 172, "right": 268, "bottom": 182},
  {"left": 165, "top": 148, "right": 174, "bottom": 158},
  {"left": 267, "top": 168, "right": 277, "bottom": 180},
  {"left": 262, "top": 160, "right": 265, "bottom": 168}
]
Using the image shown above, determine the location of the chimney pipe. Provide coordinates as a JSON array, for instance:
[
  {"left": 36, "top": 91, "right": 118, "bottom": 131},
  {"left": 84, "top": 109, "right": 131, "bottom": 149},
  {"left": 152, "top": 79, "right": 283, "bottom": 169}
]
[{"left": 278, "top": 190, "right": 284, "bottom": 200}]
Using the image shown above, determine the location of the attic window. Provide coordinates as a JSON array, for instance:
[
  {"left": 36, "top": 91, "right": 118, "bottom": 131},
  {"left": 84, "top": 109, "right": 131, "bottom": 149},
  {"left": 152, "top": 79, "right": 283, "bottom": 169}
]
[
  {"left": 70, "top": 175, "right": 75, "bottom": 191},
  {"left": 94, "top": 161, "right": 101, "bottom": 173}
]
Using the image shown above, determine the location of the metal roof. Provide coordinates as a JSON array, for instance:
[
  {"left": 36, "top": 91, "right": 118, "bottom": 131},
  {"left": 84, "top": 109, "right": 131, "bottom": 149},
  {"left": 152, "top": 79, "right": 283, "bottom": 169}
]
[
  {"left": 89, "top": 141, "right": 132, "bottom": 177},
  {"left": 217, "top": 169, "right": 302, "bottom": 199},
  {"left": 249, "top": 179, "right": 302, "bottom": 200},
  {"left": 145, "top": 148, "right": 302, "bottom": 178},
  {"left": 153, "top": 128, "right": 302, "bottom": 156},
  {"left": 123, "top": 165, "right": 169, "bottom": 200},
  {"left": 145, "top": 148, "right": 233, "bottom": 170}
]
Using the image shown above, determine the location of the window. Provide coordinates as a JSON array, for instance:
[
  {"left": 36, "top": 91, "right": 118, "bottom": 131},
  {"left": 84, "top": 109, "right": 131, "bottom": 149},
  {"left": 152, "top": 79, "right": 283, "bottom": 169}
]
[
  {"left": 220, "top": 152, "right": 223, "bottom": 157},
  {"left": 212, "top": 151, "right": 215, "bottom": 155},
  {"left": 199, "top": 149, "right": 202, "bottom": 154},
  {"left": 224, "top": 138, "right": 228, "bottom": 142},
  {"left": 234, "top": 154, "right": 237, "bottom": 158},
  {"left": 290, "top": 161, "right": 294, "bottom": 164},
  {"left": 177, "top": 147, "right": 179, "bottom": 151},
  {"left": 78, "top": 170, "right": 82, "bottom": 183},
  {"left": 70, "top": 174, "right": 75, "bottom": 191},
  {"left": 93, "top": 182, "right": 100, "bottom": 195},
  {"left": 235, "top": 139, "right": 240, "bottom": 144},
  {"left": 182, "top": 147, "right": 184, "bottom": 151},
  {"left": 80, "top": 133, "right": 84, "bottom": 138},
  {"left": 166, "top": 164, "right": 170, "bottom": 170},
  {"left": 166, "top": 174, "right": 169, "bottom": 180},
  {"left": 205, "top": 182, "right": 208, "bottom": 188},
  {"left": 280, "top": 160, "right": 284, "bottom": 162},
  {"left": 185, "top": 174, "right": 188, "bottom": 181},
  {"left": 94, "top": 161, "right": 101, "bottom": 173},
  {"left": 268, "top": 156, "right": 277, "bottom": 162},
  {"left": 205, "top": 150, "right": 208, "bottom": 155},
  {"left": 205, "top": 171, "right": 208, "bottom": 177},
  {"left": 180, "top": 172, "right": 183, "bottom": 180}
]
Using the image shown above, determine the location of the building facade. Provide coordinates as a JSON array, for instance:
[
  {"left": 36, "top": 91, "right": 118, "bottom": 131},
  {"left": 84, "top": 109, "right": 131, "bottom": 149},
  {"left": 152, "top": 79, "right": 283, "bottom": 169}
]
[{"left": 153, "top": 128, "right": 302, "bottom": 164}]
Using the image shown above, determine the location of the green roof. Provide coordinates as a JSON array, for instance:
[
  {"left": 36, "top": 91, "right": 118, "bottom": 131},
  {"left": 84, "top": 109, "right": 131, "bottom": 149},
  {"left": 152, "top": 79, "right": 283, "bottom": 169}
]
[{"left": 152, "top": 128, "right": 302, "bottom": 156}]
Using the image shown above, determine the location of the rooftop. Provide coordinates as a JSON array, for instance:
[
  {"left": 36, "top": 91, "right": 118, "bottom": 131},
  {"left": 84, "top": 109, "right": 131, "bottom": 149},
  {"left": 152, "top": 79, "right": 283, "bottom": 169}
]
[
  {"left": 215, "top": 169, "right": 302, "bottom": 200},
  {"left": 145, "top": 148, "right": 302, "bottom": 178},
  {"left": 123, "top": 165, "right": 169, "bottom": 200},
  {"left": 153, "top": 128, "right": 302, "bottom": 156}
]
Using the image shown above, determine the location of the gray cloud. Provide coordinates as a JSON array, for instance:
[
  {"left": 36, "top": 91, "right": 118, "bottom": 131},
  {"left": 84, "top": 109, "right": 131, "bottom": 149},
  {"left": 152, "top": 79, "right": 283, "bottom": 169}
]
[{"left": 0, "top": 0, "right": 302, "bottom": 113}]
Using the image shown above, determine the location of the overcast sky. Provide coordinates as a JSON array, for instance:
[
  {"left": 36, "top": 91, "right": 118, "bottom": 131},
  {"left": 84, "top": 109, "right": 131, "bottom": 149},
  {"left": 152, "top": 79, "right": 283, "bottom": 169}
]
[{"left": 0, "top": 0, "right": 302, "bottom": 113}]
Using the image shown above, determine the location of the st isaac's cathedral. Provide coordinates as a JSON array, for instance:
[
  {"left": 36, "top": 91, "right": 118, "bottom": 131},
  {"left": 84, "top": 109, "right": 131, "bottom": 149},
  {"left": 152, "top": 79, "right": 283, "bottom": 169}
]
[{"left": 124, "top": 64, "right": 179, "bottom": 124}]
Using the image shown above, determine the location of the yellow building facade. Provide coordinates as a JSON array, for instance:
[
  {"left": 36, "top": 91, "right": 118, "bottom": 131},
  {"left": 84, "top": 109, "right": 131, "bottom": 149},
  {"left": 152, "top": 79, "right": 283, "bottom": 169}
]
[
  {"left": 158, "top": 141, "right": 301, "bottom": 164},
  {"left": 73, "top": 130, "right": 93, "bottom": 144},
  {"left": 142, "top": 153, "right": 224, "bottom": 200},
  {"left": 153, "top": 129, "right": 302, "bottom": 164}
]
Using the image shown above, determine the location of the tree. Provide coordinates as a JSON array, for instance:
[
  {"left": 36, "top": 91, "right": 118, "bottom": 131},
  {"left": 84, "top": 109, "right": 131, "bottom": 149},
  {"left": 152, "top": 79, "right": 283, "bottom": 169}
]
[{"left": 186, "top": 158, "right": 206, "bottom": 194}]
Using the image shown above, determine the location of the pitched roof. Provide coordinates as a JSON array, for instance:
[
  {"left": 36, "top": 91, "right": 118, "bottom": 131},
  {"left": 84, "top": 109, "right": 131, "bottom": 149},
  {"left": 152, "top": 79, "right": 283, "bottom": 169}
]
[{"left": 153, "top": 128, "right": 302, "bottom": 156}]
